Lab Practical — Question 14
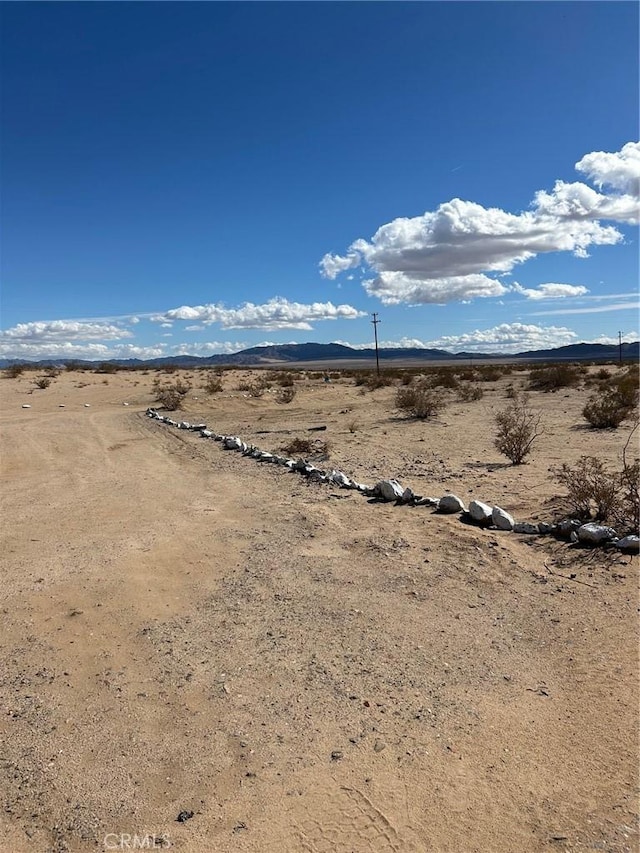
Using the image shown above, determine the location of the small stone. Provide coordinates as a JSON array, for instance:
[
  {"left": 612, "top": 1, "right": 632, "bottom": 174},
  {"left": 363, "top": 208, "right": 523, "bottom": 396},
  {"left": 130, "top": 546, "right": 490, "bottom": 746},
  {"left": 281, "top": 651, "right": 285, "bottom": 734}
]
[
  {"left": 84, "top": 403, "right": 91, "bottom": 407},
  {"left": 176, "top": 810, "right": 194, "bottom": 823},
  {"left": 331, "top": 751, "right": 343, "bottom": 761},
  {"left": 537, "top": 522, "right": 555, "bottom": 535},
  {"left": 513, "top": 522, "right": 539, "bottom": 534},
  {"left": 21, "top": 404, "right": 31, "bottom": 409},
  {"left": 556, "top": 519, "right": 581, "bottom": 538},
  {"left": 616, "top": 535, "right": 640, "bottom": 554},
  {"left": 373, "top": 740, "right": 386, "bottom": 753}
]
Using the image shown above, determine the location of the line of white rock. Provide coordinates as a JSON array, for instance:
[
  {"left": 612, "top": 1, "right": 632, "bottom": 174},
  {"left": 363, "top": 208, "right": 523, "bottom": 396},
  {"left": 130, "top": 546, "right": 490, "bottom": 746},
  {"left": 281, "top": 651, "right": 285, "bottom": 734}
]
[{"left": 145, "top": 408, "right": 639, "bottom": 554}]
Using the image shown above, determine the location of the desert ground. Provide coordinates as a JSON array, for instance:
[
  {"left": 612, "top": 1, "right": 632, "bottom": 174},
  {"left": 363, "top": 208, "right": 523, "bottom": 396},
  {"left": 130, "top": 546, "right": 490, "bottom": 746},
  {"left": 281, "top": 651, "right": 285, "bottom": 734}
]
[{"left": 0, "top": 363, "right": 638, "bottom": 853}]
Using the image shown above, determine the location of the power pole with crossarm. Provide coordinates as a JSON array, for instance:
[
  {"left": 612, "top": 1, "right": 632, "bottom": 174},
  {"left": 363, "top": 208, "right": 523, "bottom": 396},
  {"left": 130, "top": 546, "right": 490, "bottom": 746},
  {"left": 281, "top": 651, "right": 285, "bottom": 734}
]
[{"left": 371, "top": 313, "right": 381, "bottom": 377}]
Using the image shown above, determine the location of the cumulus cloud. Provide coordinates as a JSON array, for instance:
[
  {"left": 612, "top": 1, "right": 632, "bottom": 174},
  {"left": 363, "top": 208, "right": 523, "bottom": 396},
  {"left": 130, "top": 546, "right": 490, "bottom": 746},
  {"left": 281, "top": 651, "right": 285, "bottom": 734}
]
[
  {"left": 513, "top": 282, "right": 589, "bottom": 300},
  {"left": 576, "top": 141, "right": 640, "bottom": 194},
  {"left": 321, "top": 141, "right": 640, "bottom": 305},
  {"left": 151, "top": 297, "right": 365, "bottom": 330},
  {"left": 0, "top": 341, "right": 166, "bottom": 360},
  {"left": 421, "top": 323, "right": 579, "bottom": 352},
  {"left": 170, "top": 340, "right": 276, "bottom": 355},
  {"left": 1, "top": 320, "right": 133, "bottom": 342}
]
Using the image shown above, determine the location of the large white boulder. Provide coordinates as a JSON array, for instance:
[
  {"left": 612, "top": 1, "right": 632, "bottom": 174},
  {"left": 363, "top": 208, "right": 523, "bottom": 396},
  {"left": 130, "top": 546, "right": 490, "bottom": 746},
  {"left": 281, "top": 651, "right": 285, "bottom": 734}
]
[
  {"left": 469, "top": 500, "right": 493, "bottom": 523},
  {"left": 577, "top": 523, "right": 617, "bottom": 544},
  {"left": 438, "top": 494, "right": 466, "bottom": 513},
  {"left": 492, "top": 506, "right": 514, "bottom": 531},
  {"left": 375, "top": 479, "right": 405, "bottom": 501}
]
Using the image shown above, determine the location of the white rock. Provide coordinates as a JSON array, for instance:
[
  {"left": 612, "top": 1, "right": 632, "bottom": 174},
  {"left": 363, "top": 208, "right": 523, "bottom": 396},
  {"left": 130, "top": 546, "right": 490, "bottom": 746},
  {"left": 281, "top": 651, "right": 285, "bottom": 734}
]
[
  {"left": 123, "top": 402, "right": 129, "bottom": 406},
  {"left": 492, "top": 506, "right": 514, "bottom": 531},
  {"left": 21, "top": 404, "right": 31, "bottom": 409},
  {"left": 615, "top": 535, "right": 640, "bottom": 553},
  {"left": 328, "top": 470, "right": 351, "bottom": 487},
  {"left": 224, "top": 436, "right": 243, "bottom": 450},
  {"left": 375, "top": 479, "right": 405, "bottom": 501},
  {"left": 469, "top": 500, "right": 493, "bottom": 523},
  {"left": 577, "top": 523, "right": 617, "bottom": 544},
  {"left": 84, "top": 403, "right": 91, "bottom": 407},
  {"left": 200, "top": 429, "right": 213, "bottom": 438},
  {"left": 438, "top": 494, "right": 466, "bottom": 513}
]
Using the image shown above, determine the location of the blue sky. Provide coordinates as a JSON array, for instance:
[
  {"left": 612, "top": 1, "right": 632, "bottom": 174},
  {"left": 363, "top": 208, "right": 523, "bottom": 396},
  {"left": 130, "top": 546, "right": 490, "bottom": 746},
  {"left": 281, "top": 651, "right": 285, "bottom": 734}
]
[{"left": 1, "top": 1, "right": 638, "bottom": 360}]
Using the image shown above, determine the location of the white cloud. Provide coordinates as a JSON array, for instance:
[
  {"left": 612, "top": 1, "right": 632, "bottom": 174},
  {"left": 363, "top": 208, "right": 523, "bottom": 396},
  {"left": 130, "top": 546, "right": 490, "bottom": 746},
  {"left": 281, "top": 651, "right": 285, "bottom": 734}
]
[
  {"left": 0, "top": 341, "right": 166, "bottom": 360},
  {"left": 321, "top": 141, "right": 640, "bottom": 305},
  {"left": 170, "top": 340, "right": 277, "bottom": 355},
  {"left": 1, "top": 320, "right": 133, "bottom": 342},
  {"left": 513, "top": 282, "right": 589, "bottom": 300},
  {"left": 151, "top": 297, "right": 365, "bottom": 330},
  {"left": 421, "top": 323, "right": 579, "bottom": 352},
  {"left": 576, "top": 141, "right": 640, "bottom": 194},
  {"left": 159, "top": 322, "right": 173, "bottom": 328},
  {"left": 529, "top": 300, "right": 640, "bottom": 316},
  {"left": 184, "top": 325, "right": 205, "bottom": 332}
]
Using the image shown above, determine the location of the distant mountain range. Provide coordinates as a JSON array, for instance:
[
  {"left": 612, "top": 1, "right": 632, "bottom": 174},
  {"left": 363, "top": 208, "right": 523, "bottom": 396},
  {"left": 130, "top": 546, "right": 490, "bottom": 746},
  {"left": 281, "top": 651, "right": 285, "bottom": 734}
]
[{"left": 1, "top": 340, "right": 638, "bottom": 369}]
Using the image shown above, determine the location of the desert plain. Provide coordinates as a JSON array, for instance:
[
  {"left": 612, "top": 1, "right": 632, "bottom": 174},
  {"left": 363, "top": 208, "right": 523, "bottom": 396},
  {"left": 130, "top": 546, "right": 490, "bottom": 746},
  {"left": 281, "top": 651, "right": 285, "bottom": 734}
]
[{"left": 0, "top": 363, "right": 638, "bottom": 853}]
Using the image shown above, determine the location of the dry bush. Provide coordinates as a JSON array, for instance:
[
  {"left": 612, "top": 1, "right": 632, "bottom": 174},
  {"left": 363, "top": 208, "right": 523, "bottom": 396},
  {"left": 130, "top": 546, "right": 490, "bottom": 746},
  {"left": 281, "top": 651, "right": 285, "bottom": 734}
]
[
  {"left": 44, "top": 366, "right": 61, "bottom": 377},
  {"left": 281, "top": 436, "right": 331, "bottom": 459},
  {"left": 94, "top": 362, "right": 119, "bottom": 374},
  {"left": 366, "top": 372, "right": 396, "bottom": 390},
  {"left": 395, "top": 383, "right": 446, "bottom": 419},
  {"left": 34, "top": 377, "right": 52, "bottom": 389},
  {"left": 553, "top": 457, "right": 622, "bottom": 522},
  {"left": 476, "top": 365, "right": 506, "bottom": 382},
  {"left": 271, "top": 371, "right": 295, "bottom": 387},
  {"left": 275, "top": 386, "right": 296, "bottom": 404},
  {"left": 552, "top": 427, "right": 639, "bottom": 532},
  {"left": 202, "top": 374, "right": 224, "bottom": 393},
  {"left": 3, "top": 364, "right": 25, "bottom": 378},
  {"left": 347, "top": 419, "right": 359, "bottom": 433},
  {"left": 153, "top": 377, "right": 190, "bottom": 410},
  {"left": 425, "top": 367, "right": 459, "bottom": 390},
  {"left": 504, "top": 383, "right": 518, "bottom": 399},
  {"left": 154, "top": 386, "right": 184, "bottom": 411},
  {"left": 528, "top": 363, "right": 582, "bottom": 391},
  {"left": 456, "top": 382, "right": 484, "bottom": 402},
  {"left": 494, "top": 395, "right": 543, "bottom": 464},
  {"left": 582, "top": 373, "right": 638, "bottom": 429}
]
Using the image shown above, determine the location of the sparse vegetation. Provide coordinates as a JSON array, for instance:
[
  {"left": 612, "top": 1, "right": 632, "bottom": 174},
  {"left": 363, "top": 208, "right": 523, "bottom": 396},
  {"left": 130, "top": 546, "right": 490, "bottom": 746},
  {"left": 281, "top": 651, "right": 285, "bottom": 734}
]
[
  {"left": 395, "top": 383, "right": 446, "bottom": 419},
  {"left": 281, "top": 436, "right": 331, "bottom": 459},
  {"left": 456, "top": 382, "right": 484, "bottom": 402},
  {"left": 494, "top": 394, "right": 543, "bottom": 464},
  {"left": 3, "top": 364, "right": 25, "bottom": 378},
  {"left": 202, "top": 374, "right": 224, "bottom": 393},
  {"left": 34, "top": 377, "right": 52, "bottom": 389},
  {"left": 528, "top": 363, "right": 582, "bottom": 392},
  {"left": 153, "top": 377, "right": 191, "bottom": 410},
  {"left": 275, "top": 386, "right": 296, "bottom": 404},
  {"left": 582, "top": 372, "right": 638, "bottom": 429},
  {"left": 347, "top": 419, "right": 359, "bottom": 433},
  {"left": 94, "top": 362, "right": 119, "bottom": 374},
  {"left": 552, "top": 425, "right": 639, "bottom": 532}
]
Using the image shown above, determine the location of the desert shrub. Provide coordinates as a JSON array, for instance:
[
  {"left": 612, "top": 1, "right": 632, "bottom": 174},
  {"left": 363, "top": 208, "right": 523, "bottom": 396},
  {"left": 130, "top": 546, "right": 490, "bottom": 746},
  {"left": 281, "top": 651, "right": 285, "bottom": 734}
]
[
  {"left": 154, "top": 386, "right": 184, "bottom": 411},
  {"left": 275, "top": 386, "right": 296, "bottom": 404},
  {"left": 366, "top": 372, "right": 395, "bottom": 390},
  {"left": 528, "top": 363, "right": 581, "bottom": 391},
  {"left": 400, "top": 372, "right": 414, "bottom": 386},
  {"left": 494, "top": 395, "right": 543, "bottom": 464},
  {"left": 595, "top": 368, "right": 611, "bottom": 381},
  {"left": 504, "top": 383, "right": 518, "bottom": 399},
  {"left": 425, "top": 367, "right": 459, "bottom": 390},
  {"left": 456, "top": 382, "right": 484, "bottom": 402},
  {"left": 347, "top": 419, "right": 359, "bottom": 433},
  {"left": 94, "top": 362, "right": 119, "bottom": 374},
  {"left": 34, "top": 377, "right": 52, "bottom": 389},
  {"left": 395, "top": 383, "right": 446, "bottom": 419},
  {"left": 582, "top": 378, "right": 637, "bottom": 429},
  {"left": 281, "top": 436, "right": 331, "bottom": 459},
  {"left": 552, "top": 428, "right": 638, "bottom": 532},
  {"left": 202, "top": 374, "right": 224, "bottom": 393},
  {"left": 153, "top": 378, "right": 190, "bottom": 410},
  {"left": 553, "top": 456, "right": 623, "bottom": 522},
  {"left": 272, "top": 371, "right": 295, "bottom": 387},
  {"left": 3, "top": 364, "right": 25, "bottom": 378},
  {"left": 44, "top": 366, "right": 61, "bottom": 377},
  {"left": 476, "top": 365, "right": 506, "bottom": 382}
]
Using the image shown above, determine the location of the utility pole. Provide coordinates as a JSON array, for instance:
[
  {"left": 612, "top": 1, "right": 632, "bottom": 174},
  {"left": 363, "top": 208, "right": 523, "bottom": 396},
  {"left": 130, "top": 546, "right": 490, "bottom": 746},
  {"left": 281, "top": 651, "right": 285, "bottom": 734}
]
[
  {"left": 371, "top": 313, "right": 381, "bottom": 377},
  {"left": 618, "top": 331, "right": 623, "bottom": 365}
]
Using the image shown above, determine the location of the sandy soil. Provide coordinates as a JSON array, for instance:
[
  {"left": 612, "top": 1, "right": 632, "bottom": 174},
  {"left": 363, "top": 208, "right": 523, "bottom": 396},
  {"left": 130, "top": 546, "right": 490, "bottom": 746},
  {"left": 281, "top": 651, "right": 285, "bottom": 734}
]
[{"left": 0, "top": 365, "right": 638, "bottom": 853}]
